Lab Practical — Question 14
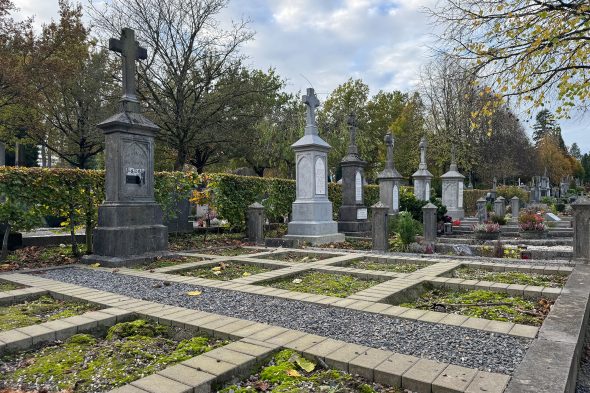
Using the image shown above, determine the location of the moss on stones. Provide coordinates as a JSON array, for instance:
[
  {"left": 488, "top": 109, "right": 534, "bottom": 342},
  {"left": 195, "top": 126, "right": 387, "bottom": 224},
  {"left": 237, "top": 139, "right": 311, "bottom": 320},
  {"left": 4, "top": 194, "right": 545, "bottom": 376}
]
[
  {"left": 400, "top": 287, "right": 552, "bottom": 326},
  {"left": 180, "top": 262, "right": 272, "bottom": 281},
  {"left": 259, "top": 252, "right": 337, "bottom": 263},
  {"left": 0, "top": 295, "right": 99, "bottom": 331},
  {"left": 219, "top": 349, "right": 401, "bottom": 393},
  {"left": 0, "top": 281, "right": 21, "bottom": 292},
  {"left": 263, "top": 271, "right": 382, "bottom": 298},
  {"left": 1, "top": 319, "right": 227, "bottom": 393},
  {"left": 347, "top": 258, "right": 427, "bottom": 273},
  {"left": 453, "top": 267, "right": 568, "bottom": 287}
]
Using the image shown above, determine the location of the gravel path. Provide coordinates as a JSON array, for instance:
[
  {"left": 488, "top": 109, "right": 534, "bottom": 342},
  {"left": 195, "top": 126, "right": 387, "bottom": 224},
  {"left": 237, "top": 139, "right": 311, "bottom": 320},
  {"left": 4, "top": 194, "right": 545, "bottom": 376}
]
[{"left": 37, "top": 267, "right": 530, "bottom": 375}]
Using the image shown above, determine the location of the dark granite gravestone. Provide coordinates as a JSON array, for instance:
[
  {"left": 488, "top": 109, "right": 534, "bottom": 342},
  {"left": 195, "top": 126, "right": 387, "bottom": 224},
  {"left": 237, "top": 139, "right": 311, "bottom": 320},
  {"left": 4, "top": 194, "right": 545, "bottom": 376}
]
[
  {"left": 337, "top": 113, "right": 370, "bottom": 235},
  {"left": 0, "top": 142, "right": 5, "bottom": 166},
  {"left": 82, "top": 28, "right": 169, "bottom": 267},
  {"left": 377, "top": 133, "right": 403, "bottom": 214}
]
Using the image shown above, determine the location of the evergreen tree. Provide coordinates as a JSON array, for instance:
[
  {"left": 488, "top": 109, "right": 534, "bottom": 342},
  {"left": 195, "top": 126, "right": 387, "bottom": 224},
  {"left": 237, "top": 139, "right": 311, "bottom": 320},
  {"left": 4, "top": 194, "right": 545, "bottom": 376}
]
[
  {"left": 532, "top": 110, "right": 566, "bottom": 150},
  {"left": 570, "top": 143, "right": 582, "bottom": 160}
]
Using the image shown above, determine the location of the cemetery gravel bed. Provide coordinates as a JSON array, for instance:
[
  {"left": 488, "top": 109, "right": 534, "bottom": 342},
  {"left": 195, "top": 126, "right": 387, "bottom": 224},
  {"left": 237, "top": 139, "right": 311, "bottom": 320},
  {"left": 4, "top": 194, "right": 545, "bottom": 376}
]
[{"left": 36, "top": 267, "right": 531, "bottom": 375}]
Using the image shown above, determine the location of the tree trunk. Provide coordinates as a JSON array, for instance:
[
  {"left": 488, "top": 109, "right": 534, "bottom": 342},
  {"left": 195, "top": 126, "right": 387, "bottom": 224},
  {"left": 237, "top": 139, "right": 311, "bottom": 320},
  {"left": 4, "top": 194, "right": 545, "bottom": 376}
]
[
  {"left": 1, "top": 223, "right": 10, "bottom": 261},
  {"left": 69, "top": 209, "right": 80, "bottom": 257},
  {"left": 174, "top": 147, "right": 188, "bottom": 171}
]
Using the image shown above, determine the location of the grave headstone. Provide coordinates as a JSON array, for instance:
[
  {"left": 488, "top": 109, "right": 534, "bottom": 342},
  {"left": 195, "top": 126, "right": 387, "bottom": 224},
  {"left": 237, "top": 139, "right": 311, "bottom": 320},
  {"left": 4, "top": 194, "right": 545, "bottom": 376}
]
[
  {"left": 0, "top": 141, "right": 5, "bottom": 166},
  {"left": 441, "top": 147, "right": 465, "bottom": 219},
  {"left": 165, "top": 198, "right": 193, "bottom": 234},
  {"left": 412, "top": 137, "right": 433, "bottom": 201},
  {"left": 422, "top": 202, "right": 437, "bottom": 244},
  {"left": 247, "top": 202, "right": 265, "bottom": 244},
  {"left": 511, "top": 196, "right": 520, "bottom": 222},
  {"left": 494, "top": 196, "right": 505, "bottom": 218},
  {"left": 489, "top": 177, "right": 497, "bottom": 200},
  {"left": 284, "top": 88, "right": 344, "bottom": 245},
  {"left": 544, "top": 212, "right": 561, "bottom": 222},
  {"left": 82, "top": 28, "right": 168, "bottom": 267},
  {"left": 338, "top": 113, "right": 371, "bottom": 235},
  {"left": 572, "top": 197, "right": 590, "bottom": 262},
  {"left": 476, "top": 197, "right": 487, "bottom": 224},
  {"left": 371, "top": 202, "right": 389, "bottom": 252},
  {"left": 377, "top": 133, "right": 403, "bottom": 214}
]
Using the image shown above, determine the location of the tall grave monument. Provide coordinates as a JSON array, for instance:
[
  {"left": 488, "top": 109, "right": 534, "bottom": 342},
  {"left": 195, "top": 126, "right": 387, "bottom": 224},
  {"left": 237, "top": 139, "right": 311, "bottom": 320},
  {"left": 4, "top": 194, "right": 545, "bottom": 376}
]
[
  {"left": 284, "top": 88, "right": 345, "bottom": 245},
  {"left": 441, "top": 148, "right": 465, "bottom": 219},
  {"left": 377, "top": 133, "right": 403, "bottom": 214},
  {"left": 83, "top": 28, "right": 168, "bottom": 266},
  {"left": 412, "top": 137, "right": 433, "bottom": 201},
  {"left": 338, "top": 114, "right": 370, "bottom": 235}
]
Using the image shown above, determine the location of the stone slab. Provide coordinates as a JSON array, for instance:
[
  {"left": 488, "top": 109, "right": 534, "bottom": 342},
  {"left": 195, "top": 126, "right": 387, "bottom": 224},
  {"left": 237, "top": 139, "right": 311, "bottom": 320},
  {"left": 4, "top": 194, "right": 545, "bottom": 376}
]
[
  {"left": 131, "top": 373, "right": 192, "bottom": 393},
  {"left": 157, "top": 364, "right": 215, "bottom": 390},
  {"left": 349, "top": 348, "right": 392, "bottom": 380},
  {"left": 374, "top": 353, "right": 419, "bottom": 387},
  {"left": 402, "top": 358, "right": 447, "bottom": 393},
  {"left": 432, "top": 364, "right": 478, "bottom": 393}
]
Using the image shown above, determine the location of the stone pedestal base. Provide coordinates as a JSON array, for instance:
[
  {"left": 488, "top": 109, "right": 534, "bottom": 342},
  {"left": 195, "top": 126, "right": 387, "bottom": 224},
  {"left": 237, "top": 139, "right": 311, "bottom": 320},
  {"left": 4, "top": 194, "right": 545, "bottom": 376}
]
[
  {"left": 83, "top": 202, "right": 169, "bottom": 267},
  {"left": 81, "top": 250, "right": 176, "bottom": 268},
  {"left": 283, "top": 231, "right": 345, "bottom": 246},
  {"left": 286, "top": 199, "right": 344, "bottom": 245},
  {"left": 446, "top": 208, "right": 465, "bottom": 220}
]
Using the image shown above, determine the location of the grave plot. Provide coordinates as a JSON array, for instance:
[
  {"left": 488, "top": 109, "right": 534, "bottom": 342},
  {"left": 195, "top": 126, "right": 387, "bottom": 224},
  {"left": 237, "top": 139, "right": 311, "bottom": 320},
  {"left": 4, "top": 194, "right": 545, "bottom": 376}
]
[
  {"left": 176, "top": 260, "right": 279, "bottom": 281},
  {"left": 261, "top": 270, "right": 384, "bottom": 298},
  {"left": 258, "top": 251, "right": 340, "bottom": 263},
  {"left": 0, "top": 295, "right": 100, "bottom": 331},
  {"left": 218, "top": 349, "right": 401, "bottom": 393},
  {"left": 196, "top": 246, "right": 266, "bottom": 256},
  {"left": 0, "top": 319, "right": 227, "bottom": 393},
  {"left": 450, "top": 266, "right": 569, "bottom": 288},
  {"left": 392, "top": 283, "right": 552, "bottom": 326},
  {"left": 132, "top": 256, "right": 209, "bottom": 270},
  {"left": 0, "top": 281, "right": 22, "bottom": 292},
  {"left": 341, "top": 257, "right": 431, "bottom": 273}
]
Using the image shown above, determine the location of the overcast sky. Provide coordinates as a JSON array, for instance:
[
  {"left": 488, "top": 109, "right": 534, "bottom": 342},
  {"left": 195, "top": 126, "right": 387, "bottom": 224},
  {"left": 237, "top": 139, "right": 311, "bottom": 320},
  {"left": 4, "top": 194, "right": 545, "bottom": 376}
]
[{"left": 12, "top": 0, "right": 589, "bottom": 153}]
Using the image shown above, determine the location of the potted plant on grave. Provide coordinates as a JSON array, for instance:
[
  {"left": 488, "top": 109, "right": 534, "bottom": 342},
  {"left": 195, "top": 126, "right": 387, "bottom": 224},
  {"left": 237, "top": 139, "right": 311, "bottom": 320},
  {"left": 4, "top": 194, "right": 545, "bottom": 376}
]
[
  {"left": 472, "top": 222, "right": 501, "bottom": 240},
  {"left": 518, "top": 209, "right": 547, "bottom": 239}
]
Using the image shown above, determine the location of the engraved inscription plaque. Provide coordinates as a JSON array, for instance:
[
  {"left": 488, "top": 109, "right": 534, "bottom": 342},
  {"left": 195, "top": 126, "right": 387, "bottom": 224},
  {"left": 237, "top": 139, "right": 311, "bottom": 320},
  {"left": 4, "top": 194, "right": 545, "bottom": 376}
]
[
  {"left": 357, "top": 208, "right": 368, "bottom": 220},
  {"left": 355, "top": 171, "right": 362, "bottom": 202},
  {"left": 393, "top": 184, "right": 399, "bottom": 211},
  {"left": 458, "top": 182, "right": 464, "bottom": 208},
  {"left": 122, "top": 140, "right": 150, "bottom": 198},
  {"left": 425, "top": 181, "right": 431, "bottom": 200},
  {"left": 315, "top": 157, "right": 326, "bottom": 195},
  {"left": 297, "top": 156, "right": 312, "bottom": 199}
]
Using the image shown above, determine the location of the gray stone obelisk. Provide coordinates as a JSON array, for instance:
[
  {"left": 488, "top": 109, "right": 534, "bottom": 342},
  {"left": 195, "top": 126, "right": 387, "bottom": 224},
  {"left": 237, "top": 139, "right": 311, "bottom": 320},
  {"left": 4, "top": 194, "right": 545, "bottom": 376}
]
[
  {"left": 83, "top": 28, "right": 168, "bottom": 267},
  {"left": 412, "top": 137, "right": 433, "bottom": 201},
  {"left": 0, "top": 142, "right": 5, "bottom": 166},
  {"left": 284, "top": 88, "right": 344, "bottom": 245},
  {"left": 338, "top": 113, "right": 370, "bottom": 235},
  {"left": 377, "top": 133, "right": 403, "bottom": 214},
  {"left": 441, "top": 148, "right": 465, "bottom": 219}
]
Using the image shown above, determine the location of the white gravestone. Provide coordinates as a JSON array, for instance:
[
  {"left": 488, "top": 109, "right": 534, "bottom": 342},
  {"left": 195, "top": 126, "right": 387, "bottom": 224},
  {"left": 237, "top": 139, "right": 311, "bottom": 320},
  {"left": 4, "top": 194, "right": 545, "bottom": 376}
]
[
  {"left": 297, "top": 156, "right": 312, "bottom": 198},
  {"left": 393, "top": 184, "right": 399, "bottom": 211},
  {"left": 458, "top": 182, "right": 464, "bottom": 208},
  {"left": 357, "top": 208, "right": 368, "bottom": 220}
]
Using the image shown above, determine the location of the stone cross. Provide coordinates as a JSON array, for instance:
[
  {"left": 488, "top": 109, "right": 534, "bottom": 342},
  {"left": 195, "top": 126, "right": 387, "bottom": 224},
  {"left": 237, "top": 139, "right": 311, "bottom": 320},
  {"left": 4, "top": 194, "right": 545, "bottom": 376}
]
[
  {"left": 303, "top": 87, "right": 320, "bottom": 130},
  {"left": 451, "top": 145, "right": 456, "bottom": 164},
  {"left": 384, "top": 133, "right": 394, "bottom": 170},
  {"left": 347, "top": 113, "right": 359, "bottom": 155},
  {"left": 493, "top": 177, "right": 497, "bottom": 190},
  {"left": 109, "top": 28, "right": 147, "bottom": 110},
  {"left": 419, "top": 137, "right": 427, "bottom": 169}
]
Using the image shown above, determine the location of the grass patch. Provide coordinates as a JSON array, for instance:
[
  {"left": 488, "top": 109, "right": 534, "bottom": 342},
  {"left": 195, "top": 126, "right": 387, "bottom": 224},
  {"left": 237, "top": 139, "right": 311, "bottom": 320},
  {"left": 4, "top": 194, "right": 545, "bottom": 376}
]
[
  {"left": 318, "top": 239, "right": 372, "bottom": 251},
  {"left": 218, "top": 349, "right": 401, "bottom": 393},
  {"left": 264, "top": 271, "right": 382, "bottom": 298},
  {"left": 259, "top": 252, "right": 337, "bottom": 263},
  {"left": 197, "top": 247, "right": 264, "bottom": 256},
  {"left": 452, "top": 267, "right": 568, "bottom": 288},
  {"left": 168, "top": 232, "right": 248, "bottom": 252},
  {"left": 133, "top": 256, "right": 206, "bottom": 270},
  {"left": 399, "top": 287, "right": 552, "bottom": 326},
  {"left": 0, "top": 281, "right": 21, "bottom": 292},
  {"left": 179, "top": 261, "right": 273, "bottom": 281},
  {"left": 0, "top": 295, "right": 100, "bottom": 331},
  {"left": 347, "top": 258, "right": 427, "bottom": 273},
  {"left": 0, "top": 319, "right": 227, "bottom": 393}
]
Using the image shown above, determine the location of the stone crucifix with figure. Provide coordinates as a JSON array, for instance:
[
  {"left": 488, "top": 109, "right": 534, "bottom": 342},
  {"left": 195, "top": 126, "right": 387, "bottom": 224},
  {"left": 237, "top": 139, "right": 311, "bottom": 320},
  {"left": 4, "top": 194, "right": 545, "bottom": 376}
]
[
  {"left": 83, "top": 27, "right": 169, "bottom": 267},
  {"left": 338, "top": 113, "right": 370, "bottom": 235},
  {"left": 412, "top": 136, "right": 433, "bottom": 201},
  {"left": 284, "top": 87, "right": 344, "bottom": 245},
  {"left": 377, "top": 132, "right": 403, "bottom": 214}
]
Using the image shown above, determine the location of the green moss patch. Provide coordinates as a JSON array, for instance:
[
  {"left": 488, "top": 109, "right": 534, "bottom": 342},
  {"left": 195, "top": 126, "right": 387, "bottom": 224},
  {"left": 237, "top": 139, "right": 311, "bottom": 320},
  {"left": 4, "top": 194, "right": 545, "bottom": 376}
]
[
  {"left": 318, "top": 240, "right": 373, "bottom": 250},
  {"left": 198, "top": 246, "right": 264, "bottom": 256},
  {"left": 263, "top": 271, "right": 382, "bottom": 298},
  {"left": 346, "top": 258, "right": 428, "bottom": 273},
  {"left": 259, "top": 251, "right": 338, "bottom": 263},
  {"left": 133, "top": 256, "right": 207, "bottom": 270},
  {"left": 452, "top": 267, "right": 568, "bottom": 288},
  {"left": 399, "top": 287, "right": 552, "bottom": 326},
  {"left": 0, "top": 295, "right": 100, "bottom": 331},
  {"left": 218, "top": 349, "right": 401, "bottom": 393},
  {"left": 179, "top": 261, "right": 273, "bottom": 281},
  {"left": 0, "top": 319, "right": 227, "bottom": 393},
  {"left": 0, "top": 281, "right": 21, "bottom": 292}
]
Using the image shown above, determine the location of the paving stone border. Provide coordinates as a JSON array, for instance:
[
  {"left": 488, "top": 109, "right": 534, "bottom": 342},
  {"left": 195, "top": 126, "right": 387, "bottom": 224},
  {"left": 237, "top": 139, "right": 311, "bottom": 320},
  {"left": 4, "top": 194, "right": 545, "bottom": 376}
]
[{"left": 0, "top": 272, "right": 513, "bottom": 393}]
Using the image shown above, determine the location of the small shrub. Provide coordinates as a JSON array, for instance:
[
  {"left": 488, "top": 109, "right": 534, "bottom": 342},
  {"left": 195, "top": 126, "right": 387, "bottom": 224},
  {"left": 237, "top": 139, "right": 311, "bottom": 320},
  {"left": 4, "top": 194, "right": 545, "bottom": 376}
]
[
  {"left": 472, "top": 223, "right": 500, "bottom": 233},
  {"left": 518, "top": 209, "right": 546, "bottom": 232},
  {"left": 391, "top": 211, "right": 422, "bottom": 246},
  {"left": 489, "top": 214, "right": 507, "bottom": 225}
]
